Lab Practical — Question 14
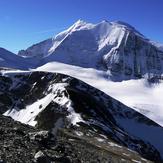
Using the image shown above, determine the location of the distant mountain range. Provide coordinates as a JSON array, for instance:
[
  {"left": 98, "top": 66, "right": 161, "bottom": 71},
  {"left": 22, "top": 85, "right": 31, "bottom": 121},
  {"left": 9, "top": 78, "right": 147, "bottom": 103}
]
[{"left": 1, "top": 19, "right": 163, "bottom": 162}]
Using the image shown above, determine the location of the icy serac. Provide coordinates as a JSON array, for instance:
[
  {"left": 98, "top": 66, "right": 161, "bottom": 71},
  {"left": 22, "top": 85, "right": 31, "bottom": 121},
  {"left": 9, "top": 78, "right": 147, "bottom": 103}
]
[{"left": 18, "top": 19, "right": 163, "bottom": 81}]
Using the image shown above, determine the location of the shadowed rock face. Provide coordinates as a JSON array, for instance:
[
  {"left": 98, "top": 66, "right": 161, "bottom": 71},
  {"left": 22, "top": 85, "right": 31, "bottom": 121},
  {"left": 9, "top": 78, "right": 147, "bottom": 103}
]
[
  {"left": 0, "top": 71, "right": 163, "bottom": 162},
  {"left": 104, "top": 31, "right": 163, "bottom": 81}
]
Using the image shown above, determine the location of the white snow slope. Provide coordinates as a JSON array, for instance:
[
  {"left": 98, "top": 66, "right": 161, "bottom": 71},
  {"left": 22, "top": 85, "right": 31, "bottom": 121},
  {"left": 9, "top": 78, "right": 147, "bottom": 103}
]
[{"left": 3, "top": 76, "right": 83, "bottom": 127}]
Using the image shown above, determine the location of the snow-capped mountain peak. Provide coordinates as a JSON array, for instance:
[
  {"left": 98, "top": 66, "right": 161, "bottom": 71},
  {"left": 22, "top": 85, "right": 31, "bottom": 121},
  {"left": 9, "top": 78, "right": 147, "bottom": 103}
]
[
  {"left": 17, "top": 19, "right": 131, "bottom": 59},
  {"left": 18, "top": 19, "right": 163, "bottom": 80},
  {"left": 17, "top": 20, "right": 131, "bottom": 62},
  {"left": 69, "top": 19, "right": 93, "bottom": 31},
  {"left": 53, "top": 19, "right": 93, "bottom": 39},
  {"left": 111, "top": 21, "right": 136, "bottom": 31}
]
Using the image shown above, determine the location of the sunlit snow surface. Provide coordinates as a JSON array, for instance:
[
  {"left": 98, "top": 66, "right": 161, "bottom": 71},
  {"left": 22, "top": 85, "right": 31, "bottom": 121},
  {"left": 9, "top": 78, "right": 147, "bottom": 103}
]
[{"left": 35, "top": 61, "right": 163, "bottom": 126}]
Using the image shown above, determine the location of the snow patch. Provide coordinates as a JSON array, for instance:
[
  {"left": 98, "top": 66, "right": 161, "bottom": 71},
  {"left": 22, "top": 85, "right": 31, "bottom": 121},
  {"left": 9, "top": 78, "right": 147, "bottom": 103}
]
[
  {"left": 95, "top": 137, "right": 104, "bottom": 142},
  {"left": 75, "top": 131, "right": 84, "bottom": 137},
  {"left": 4, "top": 93, "right": 53, "bottom": 126}
]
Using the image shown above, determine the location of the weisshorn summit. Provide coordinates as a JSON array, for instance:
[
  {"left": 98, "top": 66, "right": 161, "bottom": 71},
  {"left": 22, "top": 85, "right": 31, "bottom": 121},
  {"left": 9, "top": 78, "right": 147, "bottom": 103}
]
[
  {"left": 18, "top": 20, "right": 163, "bottom": 81},
  {"left": 1, "top": 20, "right": 163, "bottom": 162}
]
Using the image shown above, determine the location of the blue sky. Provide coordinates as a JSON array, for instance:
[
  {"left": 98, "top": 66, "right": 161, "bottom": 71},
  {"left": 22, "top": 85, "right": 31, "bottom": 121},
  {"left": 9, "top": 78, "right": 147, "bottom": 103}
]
[{"left": 0, "top": 0, "right": 163, "bottom": 53}]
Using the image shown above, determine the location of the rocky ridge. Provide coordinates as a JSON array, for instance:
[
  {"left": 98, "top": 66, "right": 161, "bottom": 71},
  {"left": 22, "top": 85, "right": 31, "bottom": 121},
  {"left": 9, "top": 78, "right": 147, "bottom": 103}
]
[{"left": 0, "top": 71, "right": 163, "bottom": 162}]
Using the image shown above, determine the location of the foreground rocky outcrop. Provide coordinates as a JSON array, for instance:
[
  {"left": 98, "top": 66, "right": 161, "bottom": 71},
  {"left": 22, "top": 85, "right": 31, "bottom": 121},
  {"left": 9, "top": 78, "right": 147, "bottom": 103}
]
[{"left": 0, "top": 114, "right": 154, "bottom": 163}]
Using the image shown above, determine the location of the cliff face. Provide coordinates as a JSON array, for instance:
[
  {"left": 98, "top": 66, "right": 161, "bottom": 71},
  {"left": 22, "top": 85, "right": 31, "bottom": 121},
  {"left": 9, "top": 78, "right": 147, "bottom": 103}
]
[{"left": 103, "top": 30, "right": 163, "bottom": 81}]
